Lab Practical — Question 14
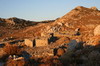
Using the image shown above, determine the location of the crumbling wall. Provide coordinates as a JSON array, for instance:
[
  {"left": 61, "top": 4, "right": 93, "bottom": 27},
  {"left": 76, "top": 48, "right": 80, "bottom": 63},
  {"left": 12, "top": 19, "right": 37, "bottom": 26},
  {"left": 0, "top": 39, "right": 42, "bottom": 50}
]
[
  {"left": 24, "top": 39, "right": 34, "bottom": 47},
  {"left": 35, "top": 38, "right": 48, "bottom": 47}
]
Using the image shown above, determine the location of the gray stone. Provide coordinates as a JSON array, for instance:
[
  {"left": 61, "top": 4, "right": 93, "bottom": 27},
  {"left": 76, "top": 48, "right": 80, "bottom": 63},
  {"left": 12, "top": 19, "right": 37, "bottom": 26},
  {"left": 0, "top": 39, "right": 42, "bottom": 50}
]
[{"left": 67, "top": 40, "right": 77, "bottom": 51}]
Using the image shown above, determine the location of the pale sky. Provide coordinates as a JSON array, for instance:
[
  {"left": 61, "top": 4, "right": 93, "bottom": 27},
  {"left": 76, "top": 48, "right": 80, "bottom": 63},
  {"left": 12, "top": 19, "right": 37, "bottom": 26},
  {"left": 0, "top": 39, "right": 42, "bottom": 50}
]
[{"left": 0, "top": 0, "right": 100, "bottom": 21}]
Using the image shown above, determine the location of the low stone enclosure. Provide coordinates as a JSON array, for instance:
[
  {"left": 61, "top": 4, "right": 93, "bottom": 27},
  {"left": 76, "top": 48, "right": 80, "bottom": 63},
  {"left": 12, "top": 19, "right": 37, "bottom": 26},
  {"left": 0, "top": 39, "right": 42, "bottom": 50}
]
[
  {"left": 24, "top": 39, "right": 35, "bottom": 47},
  {"left": 24, "top": 34, "right": 58, "bottom": 47}
]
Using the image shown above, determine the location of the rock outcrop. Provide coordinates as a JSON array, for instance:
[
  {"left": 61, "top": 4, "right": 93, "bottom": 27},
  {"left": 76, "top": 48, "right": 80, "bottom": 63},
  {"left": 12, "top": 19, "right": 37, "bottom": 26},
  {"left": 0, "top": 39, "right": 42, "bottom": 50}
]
[
  {"left": 0, "top": 17, "right": 39, "bottom": 29},
  {"left": 94, "top": 25, "right": 100, "bottom": 36}
]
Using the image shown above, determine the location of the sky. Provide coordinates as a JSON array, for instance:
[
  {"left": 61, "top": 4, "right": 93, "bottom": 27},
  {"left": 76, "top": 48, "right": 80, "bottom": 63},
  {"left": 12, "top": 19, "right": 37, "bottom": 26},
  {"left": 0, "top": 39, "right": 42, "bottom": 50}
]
[{"left": 0, "top": 0, "right": 100, "bottom": 21}]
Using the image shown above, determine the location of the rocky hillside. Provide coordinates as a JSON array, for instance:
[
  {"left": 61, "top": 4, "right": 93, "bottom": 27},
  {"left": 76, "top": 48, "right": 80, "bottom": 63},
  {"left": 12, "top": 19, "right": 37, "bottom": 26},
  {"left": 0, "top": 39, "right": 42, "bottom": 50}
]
[
  {"left": 53, "top": 6, "right": 100, "bottom": 29},
  {"left": 0, "top": 17, "right": 39, "bottom": 29},
  {"left": 0, "top": 17, "right": 55, "bottom": 39},
  {"left": 51, "top": 6, "right": 100, "bottom": 45},
  {"left": 35, "top": 6, "right": 100, "bottom": 36},
  {"left": 1, "top": 6, "right": 100, "bottom": 44},
  {"left": 30, "top": 6, "right": 100, "bottom": 46}
]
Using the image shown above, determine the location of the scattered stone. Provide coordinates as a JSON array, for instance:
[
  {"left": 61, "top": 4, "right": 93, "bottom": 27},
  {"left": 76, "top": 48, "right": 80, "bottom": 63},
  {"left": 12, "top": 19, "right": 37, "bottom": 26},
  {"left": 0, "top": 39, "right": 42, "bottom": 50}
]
[
  {"left": 8, "top": 55, "right": 13, "bottom": 59},
  {"left": 14, "top": 57, "right": 24, "bottom": 61},
  {"left": 65, "top": 23, "right": 70, "bottom": 27},
  {"left": 57, "top": 22, "right": 63, "bottom": 26},
  {"left": 87, "top": 36, "right": 100, "bottom": 46},
  {"left": 75, "top": 28, "right": 80, "bottom": 32}
]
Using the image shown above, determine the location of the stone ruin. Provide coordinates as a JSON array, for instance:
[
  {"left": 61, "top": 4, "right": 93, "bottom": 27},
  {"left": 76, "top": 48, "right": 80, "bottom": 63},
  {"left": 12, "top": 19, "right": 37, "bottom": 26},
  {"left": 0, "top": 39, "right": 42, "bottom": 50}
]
[
  {"left": 24, "top": 39, "right": 35, "bottom": 47},
  {"left": 35, "top": 37, "right": 49, "bottom": 47},
  {"left": 24, "top": 33, "right": 58, "bottom": 47},
  {"left": 24, "top": 37, "right": 49, "bottom": 47}
]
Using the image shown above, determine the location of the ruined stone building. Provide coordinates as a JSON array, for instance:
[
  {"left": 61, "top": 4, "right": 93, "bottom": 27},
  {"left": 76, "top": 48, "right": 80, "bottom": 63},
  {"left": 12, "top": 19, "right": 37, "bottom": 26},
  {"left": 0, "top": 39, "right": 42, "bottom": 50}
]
[
  {"left": 24, "top": 37, "right": 49, "bottom": 47},
  {"left": 35, "top": 37, "right": 49, "bottom": 47},
  {"left": 24, "top": 39, "right": 35, "bottom": 47},
  {"left": 24, "top": 33, "right": 58, "bottom": 47}
]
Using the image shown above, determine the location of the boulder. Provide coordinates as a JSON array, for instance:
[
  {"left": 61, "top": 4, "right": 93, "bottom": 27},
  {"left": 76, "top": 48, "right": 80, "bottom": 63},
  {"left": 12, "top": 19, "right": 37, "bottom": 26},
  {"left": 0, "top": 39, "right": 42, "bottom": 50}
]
[
  {"left": 75, "top": 28, "right": 80, "bottom": 32},
  {"left": 65, "top": 23, "right": 70, "bottom": 27},
  {"left": 75, "top": 6, "right": 84, "bottom": 10},
  {"left": 67, "top": 40, "right": 78, "bottom": 51},
  {"left": 87, "top": 36, "right": 100, "bottom": 46},
  {"left": 94, "top": 25, "right": 100, "bottom": 36},
  {"left": 90, "top": 7, "right": 98, "bottom": 10}
]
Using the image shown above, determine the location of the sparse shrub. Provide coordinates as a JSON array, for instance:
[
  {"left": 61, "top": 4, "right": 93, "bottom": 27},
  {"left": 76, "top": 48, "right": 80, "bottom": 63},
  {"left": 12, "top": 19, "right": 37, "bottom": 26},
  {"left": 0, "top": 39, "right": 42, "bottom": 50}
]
[
  {"left": 38, "top": 56, "right": 63, "bottom": 66},
  {"left": 5, "top": 59, "right": 27, "bottom": 66},
  {"left": 3, "top": 44, "right": 22, "bottom": 55},
  {"left": 28, "top": 55, "right": 37, "bottom": 66},
  {"left": 85, "top": 50, "right": 100, "bottom": 66},
  {"left": 0, "top": 49, "right": 6, "bottom": 58},
  {"left": 0, "top": 48, "right": 7, "bottom": 62}
]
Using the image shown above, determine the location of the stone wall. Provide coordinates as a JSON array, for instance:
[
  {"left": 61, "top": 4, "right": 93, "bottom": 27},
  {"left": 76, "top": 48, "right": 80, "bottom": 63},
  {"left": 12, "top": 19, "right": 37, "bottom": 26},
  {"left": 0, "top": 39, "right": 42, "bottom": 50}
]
[
  {"left": 24, "top": 39, "right": 34, "bottom": 47},
  {"left": 35, "top": 38, "right": 48, "bottom": 47}
]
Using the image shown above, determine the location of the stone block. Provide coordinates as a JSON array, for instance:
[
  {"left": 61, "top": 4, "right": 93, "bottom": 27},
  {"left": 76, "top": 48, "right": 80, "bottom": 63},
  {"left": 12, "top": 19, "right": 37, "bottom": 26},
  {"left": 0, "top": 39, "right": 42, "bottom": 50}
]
[
  {"left": 24, "top": 39, "right": 34, "bottom": 47},
  {"left": 35, "top": 38, "right": 48, "bottom": 47}
]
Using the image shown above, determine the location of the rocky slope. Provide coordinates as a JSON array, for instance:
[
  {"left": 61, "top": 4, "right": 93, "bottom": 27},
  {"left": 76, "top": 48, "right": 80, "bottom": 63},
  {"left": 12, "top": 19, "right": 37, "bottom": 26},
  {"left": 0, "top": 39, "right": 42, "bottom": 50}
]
[
  {"left": 1, "top": 6, "right": 100, "bottom": 44},
  {"left": 41, "top": 6, "right": 100, "bottom": 45},
  {"left": 53, "top": 6, "right": 100, "bottom": 31},
  {"left": 0, "top": 17, "right": 55, "bottom": 40},
  {"left": 0, "top": 17, "right": 39, "bottom": 29}
]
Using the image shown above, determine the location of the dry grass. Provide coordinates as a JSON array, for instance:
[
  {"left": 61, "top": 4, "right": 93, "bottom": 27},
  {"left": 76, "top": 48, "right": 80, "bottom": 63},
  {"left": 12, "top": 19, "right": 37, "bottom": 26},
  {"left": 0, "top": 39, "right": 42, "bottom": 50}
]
[
  {"left": 5, "top": 59, "right": 27, "bottom": 66},
  {"left": 3, "top": 43, "right": 22, "bottom": 55}
]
